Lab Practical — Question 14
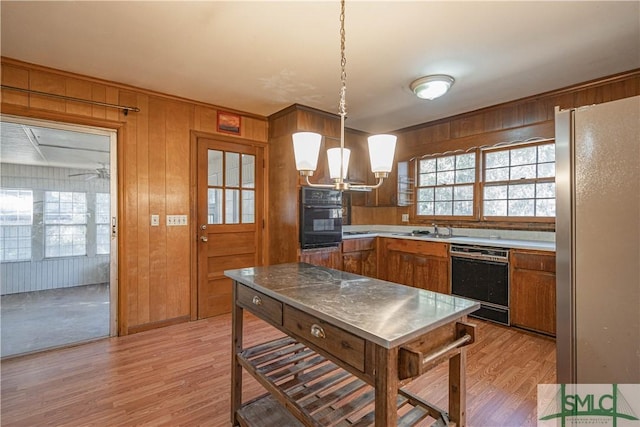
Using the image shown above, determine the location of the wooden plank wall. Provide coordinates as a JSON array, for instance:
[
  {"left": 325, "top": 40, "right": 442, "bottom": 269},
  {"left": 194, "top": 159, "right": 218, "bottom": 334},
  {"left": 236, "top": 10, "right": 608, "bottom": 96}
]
[
  {"left": 1, "top": 58, "right": 268, "bottom": 335},
  {"left": 396, "top": 70, "right": 640, "bottom": 160}
]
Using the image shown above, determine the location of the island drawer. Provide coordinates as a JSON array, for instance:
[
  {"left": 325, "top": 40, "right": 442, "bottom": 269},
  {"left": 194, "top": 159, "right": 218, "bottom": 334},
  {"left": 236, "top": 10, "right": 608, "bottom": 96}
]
[
  {"left": 283, "top": 305, "right": 365, "bottom": 372},
  {"left": 236, "top": 283, "right": 283, "bottom": 325}
]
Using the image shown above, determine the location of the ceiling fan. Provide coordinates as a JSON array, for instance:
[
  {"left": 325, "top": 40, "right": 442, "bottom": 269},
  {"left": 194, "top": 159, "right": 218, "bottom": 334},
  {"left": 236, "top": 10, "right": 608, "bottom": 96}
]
[{"left": 68, "top": 165, "right": 110, "bottom": 180}]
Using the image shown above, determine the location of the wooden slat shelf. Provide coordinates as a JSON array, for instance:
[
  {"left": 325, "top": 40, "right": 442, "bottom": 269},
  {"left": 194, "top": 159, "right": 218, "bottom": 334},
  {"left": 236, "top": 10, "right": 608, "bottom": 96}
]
[{"left": 237, "top": 337, "right": 453, "bottom": 427}]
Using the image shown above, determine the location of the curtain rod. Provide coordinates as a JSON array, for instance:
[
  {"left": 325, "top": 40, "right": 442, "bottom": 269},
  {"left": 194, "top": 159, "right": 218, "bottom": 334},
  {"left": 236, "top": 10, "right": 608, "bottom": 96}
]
[{"left": 0, "top": 85, "right": 140, "bottom": 115}]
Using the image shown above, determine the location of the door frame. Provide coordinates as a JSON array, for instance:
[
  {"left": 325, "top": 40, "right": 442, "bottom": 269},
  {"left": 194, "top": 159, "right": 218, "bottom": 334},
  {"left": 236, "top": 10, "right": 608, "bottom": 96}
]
[
  {"left": 189, "top": 130, "right": 268, "bottom": 320},
  {"left": 0, "top": 112, "right": 122, "bottom": 337}
]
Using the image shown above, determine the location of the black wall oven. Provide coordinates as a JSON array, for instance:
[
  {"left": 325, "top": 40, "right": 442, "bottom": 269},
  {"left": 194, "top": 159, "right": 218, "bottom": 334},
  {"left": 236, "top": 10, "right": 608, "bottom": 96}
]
[
  {"left": 299, "top": 187, "right": 343, "bottom": 249},
  {"left": 450, "top": 245, "right": 510, "bottom": 325}
]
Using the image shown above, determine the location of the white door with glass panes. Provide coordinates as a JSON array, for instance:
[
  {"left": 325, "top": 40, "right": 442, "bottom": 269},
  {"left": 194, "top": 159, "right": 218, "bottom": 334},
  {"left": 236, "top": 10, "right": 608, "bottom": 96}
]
[{"left": 196, "top": 137, "right": 263, "bottom": 319}]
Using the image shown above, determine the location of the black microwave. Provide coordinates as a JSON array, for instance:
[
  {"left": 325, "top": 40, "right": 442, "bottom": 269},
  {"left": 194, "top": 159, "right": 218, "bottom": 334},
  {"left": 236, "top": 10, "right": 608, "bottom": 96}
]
[{"left": 299, "top": 187, "right": 343, "bottom": 249}]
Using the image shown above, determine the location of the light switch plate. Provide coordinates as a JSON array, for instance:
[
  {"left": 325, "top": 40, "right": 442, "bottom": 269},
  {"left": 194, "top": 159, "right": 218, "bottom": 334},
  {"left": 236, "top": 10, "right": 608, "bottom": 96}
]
[
  {"left": 151, "top": 214, "right": 160, "bottom": 226},
  {"left": 167, "top": 215, "right": 188, "bottom": 226},
  {"left": 401, "top": 213, "right": 409, "bottom": 222}
]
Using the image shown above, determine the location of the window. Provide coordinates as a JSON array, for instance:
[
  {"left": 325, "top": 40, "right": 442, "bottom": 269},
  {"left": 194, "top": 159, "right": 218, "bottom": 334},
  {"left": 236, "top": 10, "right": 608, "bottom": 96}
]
[
  {"left": 482, "top": 142, "right": 555, "bottom": 219},
  {"left": 45, "top": 191, "right": 87, "bottom": 257},
  {"left": 0, "top": 189, "right": 33, "bottom": 262},
  {"left": 207, "top": 150, "right": 255, "bottom": 225},
  {"left": 416, "top": 152, "right": 476, "bottom": 217},
  {"left": 95, "top": 193, "right": 110, "bottom": 255}
]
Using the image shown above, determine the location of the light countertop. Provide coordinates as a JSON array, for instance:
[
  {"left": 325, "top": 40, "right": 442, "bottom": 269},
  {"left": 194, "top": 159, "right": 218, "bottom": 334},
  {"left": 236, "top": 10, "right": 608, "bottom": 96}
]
[{"left": 342, "top": 230, "right": 555, "bottom": 252}]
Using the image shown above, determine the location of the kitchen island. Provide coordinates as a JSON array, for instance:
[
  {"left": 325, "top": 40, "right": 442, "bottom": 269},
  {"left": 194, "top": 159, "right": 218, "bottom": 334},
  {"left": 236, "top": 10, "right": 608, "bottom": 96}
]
[{"left": 226, "top": 263, "right": 480, "bottom": 426}]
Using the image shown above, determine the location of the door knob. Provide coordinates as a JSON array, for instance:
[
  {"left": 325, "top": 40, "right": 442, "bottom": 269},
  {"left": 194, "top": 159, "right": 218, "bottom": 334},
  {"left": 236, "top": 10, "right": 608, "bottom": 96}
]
[{"left": 200, "top": 236, "right": 208, "bottom": 242}]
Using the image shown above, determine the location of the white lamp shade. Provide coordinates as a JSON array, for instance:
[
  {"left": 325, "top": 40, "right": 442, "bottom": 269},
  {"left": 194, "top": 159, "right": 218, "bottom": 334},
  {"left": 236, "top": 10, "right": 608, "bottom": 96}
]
[
  {"left": 327, "top": 148, "right": 351, "bottom": 179},
  {"left": 292, "top": 132, "right": 322, "bottom": 171},
  {"left": 368, "top": 134, "right": 397, "bottom": 173}
]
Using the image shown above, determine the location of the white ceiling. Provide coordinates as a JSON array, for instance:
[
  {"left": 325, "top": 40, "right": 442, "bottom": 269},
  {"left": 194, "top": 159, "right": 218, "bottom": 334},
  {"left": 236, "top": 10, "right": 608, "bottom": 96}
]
[
  {"left": 1, "top": 1, "right": 639, "bottom": 133},
  {"left": 0, "top": 121, "right": 110, "bottom": 172}
]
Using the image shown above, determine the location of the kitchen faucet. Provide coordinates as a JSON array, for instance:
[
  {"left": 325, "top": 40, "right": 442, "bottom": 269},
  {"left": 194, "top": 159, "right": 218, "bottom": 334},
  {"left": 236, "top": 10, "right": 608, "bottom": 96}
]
[{"left": 432, "top": 223, "right": 439, "bottom": 236}]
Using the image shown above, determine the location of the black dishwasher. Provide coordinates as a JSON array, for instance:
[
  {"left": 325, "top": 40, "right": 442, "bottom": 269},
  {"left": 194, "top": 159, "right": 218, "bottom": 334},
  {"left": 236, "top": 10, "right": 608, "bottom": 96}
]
[{"left": 450, "top": 245, "right": 510, "bottom": 325}]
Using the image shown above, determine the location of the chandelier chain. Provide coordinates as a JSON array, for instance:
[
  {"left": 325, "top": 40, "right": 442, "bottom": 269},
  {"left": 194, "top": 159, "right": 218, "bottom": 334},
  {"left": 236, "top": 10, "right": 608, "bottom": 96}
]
[{"left": 339, "top": 0, "right": 347, "bottom": 118}]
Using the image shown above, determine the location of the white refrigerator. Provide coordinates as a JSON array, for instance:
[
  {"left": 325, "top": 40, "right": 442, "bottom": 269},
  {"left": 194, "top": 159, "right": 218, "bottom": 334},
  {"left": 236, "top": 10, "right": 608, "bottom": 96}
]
[{"left": 555, "top": 95, "right": 640, "bottom": 384}]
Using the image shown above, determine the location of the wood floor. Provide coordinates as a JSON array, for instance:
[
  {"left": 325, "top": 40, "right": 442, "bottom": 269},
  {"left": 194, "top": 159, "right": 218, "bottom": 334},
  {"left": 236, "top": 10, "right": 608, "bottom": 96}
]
[{"left": 1, "top": 313, "right": 555, "bottom": 426}]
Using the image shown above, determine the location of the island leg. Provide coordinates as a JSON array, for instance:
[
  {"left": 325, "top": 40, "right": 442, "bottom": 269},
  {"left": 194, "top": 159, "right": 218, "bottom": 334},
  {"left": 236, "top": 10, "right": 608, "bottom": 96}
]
[
  {"left": 231, "top": 281, "right": 244, "bottom": 426},
  {"left": 374, "top": 345, "right": 399, "bottom": 427},
  {"left": 449, "top": 349, "right": 467, "bottom": 427}
]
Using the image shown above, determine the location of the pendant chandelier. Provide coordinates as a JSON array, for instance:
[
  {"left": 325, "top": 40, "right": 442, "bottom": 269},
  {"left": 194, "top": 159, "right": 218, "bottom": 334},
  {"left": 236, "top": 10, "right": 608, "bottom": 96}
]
[{"left": 292, "top": 0, "right": 397, "bottom": 191}]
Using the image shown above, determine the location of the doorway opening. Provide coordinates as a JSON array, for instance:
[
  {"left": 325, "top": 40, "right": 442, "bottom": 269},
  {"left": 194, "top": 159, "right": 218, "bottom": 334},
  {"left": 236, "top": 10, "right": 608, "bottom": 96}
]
[{"left": 0, "top": 116, "right": 118, "bottom": 358}]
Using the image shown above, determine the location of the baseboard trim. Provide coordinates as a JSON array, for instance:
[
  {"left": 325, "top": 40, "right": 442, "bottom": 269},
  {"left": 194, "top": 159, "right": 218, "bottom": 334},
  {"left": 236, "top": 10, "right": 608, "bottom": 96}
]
[{"left": 126, "top": 315, "right": 190, "bottom": 335}]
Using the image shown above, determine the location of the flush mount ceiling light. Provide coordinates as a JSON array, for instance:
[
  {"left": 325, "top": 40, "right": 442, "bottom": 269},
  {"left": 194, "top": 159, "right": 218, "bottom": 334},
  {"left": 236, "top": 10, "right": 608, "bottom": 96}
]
[
  {"left": 410, "top": 75, "right": 455, "bottom": 100},
  {"left": 292, "top": 0, "right": 396, "bottom": 191}
]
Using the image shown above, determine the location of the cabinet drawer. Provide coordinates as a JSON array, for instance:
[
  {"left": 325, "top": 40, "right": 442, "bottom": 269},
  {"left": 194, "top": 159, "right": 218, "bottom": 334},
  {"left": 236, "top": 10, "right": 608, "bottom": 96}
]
[
  {"left": 283, "top": 305, "right": 365, "bottom": 372},
  {"left": 512, "top": 251, "right": 556, "bottom": 272},
  {"left": 237, "top": 284, "right": 283, "bottom": 326},
  {"left": 342, "top": 237, "right": 376, "bottom": 253},
  {"left": 382, "top": 238, "right": 448, "bottom": 258}
]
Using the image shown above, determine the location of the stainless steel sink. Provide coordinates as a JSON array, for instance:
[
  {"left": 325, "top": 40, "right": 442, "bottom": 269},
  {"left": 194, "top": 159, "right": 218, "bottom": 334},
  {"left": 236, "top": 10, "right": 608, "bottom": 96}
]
[
  {"left": 390, "top": 231, "right": 463, "bottom": 239},
  {"left": 343, "top": 231, "right": 373, "bottom": 236}
]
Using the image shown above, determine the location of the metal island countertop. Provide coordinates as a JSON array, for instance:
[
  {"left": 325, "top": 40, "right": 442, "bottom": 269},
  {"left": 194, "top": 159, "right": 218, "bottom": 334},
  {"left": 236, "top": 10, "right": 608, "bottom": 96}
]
[{"left": 225, "top": 262, "right": 480, "bottom": 349}]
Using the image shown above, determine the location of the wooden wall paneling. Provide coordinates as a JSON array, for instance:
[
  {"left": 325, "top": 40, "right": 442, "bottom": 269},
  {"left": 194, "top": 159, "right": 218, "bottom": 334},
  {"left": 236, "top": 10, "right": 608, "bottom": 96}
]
[
  {"left": 133, "top": 93, "right": 151, "bottom": 328},
  {"left": 193, "top": 105, "right": 218, "bottom": 134},
  {"left": 28, "top": 69, "right": 66, "bottom": 112},
  {"left": 164, "top": 100, "right": 193, "bottom": 319},
  {"left": 268, "top": 133, "right": 299, "bottom": 265},
  {"left": 267, "top": 107, "right": 299, "bottom": 266},
  {"left": 65, "top": 77, "right": 93, "bottom": 116},
  {"left": 90, "top": 84, "right": 108, "bottom": 119},
  {"left": 519, "top": 100, "right": 549, "bottom": 125},
  {"left": 350, "top": 206, "right": 404, "bottom": 225},
  {"left": 89, "top": 83, "right": 120, "bottom": 120},
  {"left": 296, "top": 108, "right": 340, "bottom": 137},
  {"left": 398, "top": 121, "right": 555, "bottom": 163},
  {"left": 267, "top": 105, "right": 298, "bottom": 138},
  {"left": 497, "top": 104, "right": 524, "bottom": 129},
  {"left": 0, "top": 63, "right": 29, "bottom": 106},
  {"left": 449, "top": 113, "right": 485, "bottom": 139},
  {"left": 147, "top": 97, "right": 168, "bottom": 323},
  {"left": 105, "top": 87, "right": 121, "bottom": 122},
  {"left": 242, "top": 116, "right": 268, "bottom": 142},
  {"left": 118, "top": 91, "right": 141, "bottom": 331}
]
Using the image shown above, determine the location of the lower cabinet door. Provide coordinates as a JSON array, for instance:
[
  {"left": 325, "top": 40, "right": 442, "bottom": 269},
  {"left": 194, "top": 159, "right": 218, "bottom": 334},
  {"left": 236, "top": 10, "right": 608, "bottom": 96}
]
[{"left": 511, "top": 269, "right": 556, "bottom": 336}]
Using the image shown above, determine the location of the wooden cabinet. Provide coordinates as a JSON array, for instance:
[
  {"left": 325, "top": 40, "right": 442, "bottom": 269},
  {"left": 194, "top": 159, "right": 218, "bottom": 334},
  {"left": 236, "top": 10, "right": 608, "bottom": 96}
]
[
  {"left": 413, "top": 254, "right": 449, "bottom": 295},
  {"left": 378, "top": 238, "right": 450, "bottom": 294},
  {"left": 299, "top": 246, "right": 342, "bottom": 270},
  {"left": 366, "top": 168, "right": 398, "bottom": 207},
  {"left": 510, "top": 250, "right": 556, "bottom": 336},
  {"left": 341, "top": 237, "right": 377, "bottom": 278}
]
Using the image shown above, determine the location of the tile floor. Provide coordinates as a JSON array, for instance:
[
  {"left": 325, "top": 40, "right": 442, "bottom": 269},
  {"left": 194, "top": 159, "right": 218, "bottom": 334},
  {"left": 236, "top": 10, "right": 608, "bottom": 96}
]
[{"left": 1, "top": 283, "right": 110, "bottom": 358}]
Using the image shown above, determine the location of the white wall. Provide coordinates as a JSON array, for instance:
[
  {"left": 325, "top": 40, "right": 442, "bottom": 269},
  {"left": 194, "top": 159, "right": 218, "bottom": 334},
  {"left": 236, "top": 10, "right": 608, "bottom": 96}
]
[{"left": 0, "top": 163, "right": 110, "bottom": 295}]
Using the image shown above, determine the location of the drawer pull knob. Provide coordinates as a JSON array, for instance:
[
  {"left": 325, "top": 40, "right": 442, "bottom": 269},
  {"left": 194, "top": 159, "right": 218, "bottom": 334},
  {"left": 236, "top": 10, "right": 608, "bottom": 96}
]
[
  {"left": 310, "top": 324, "right": 326, "bottom": 339},
  {"left": 252, "top": 296, "right": 262, "bottom": 306}
]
